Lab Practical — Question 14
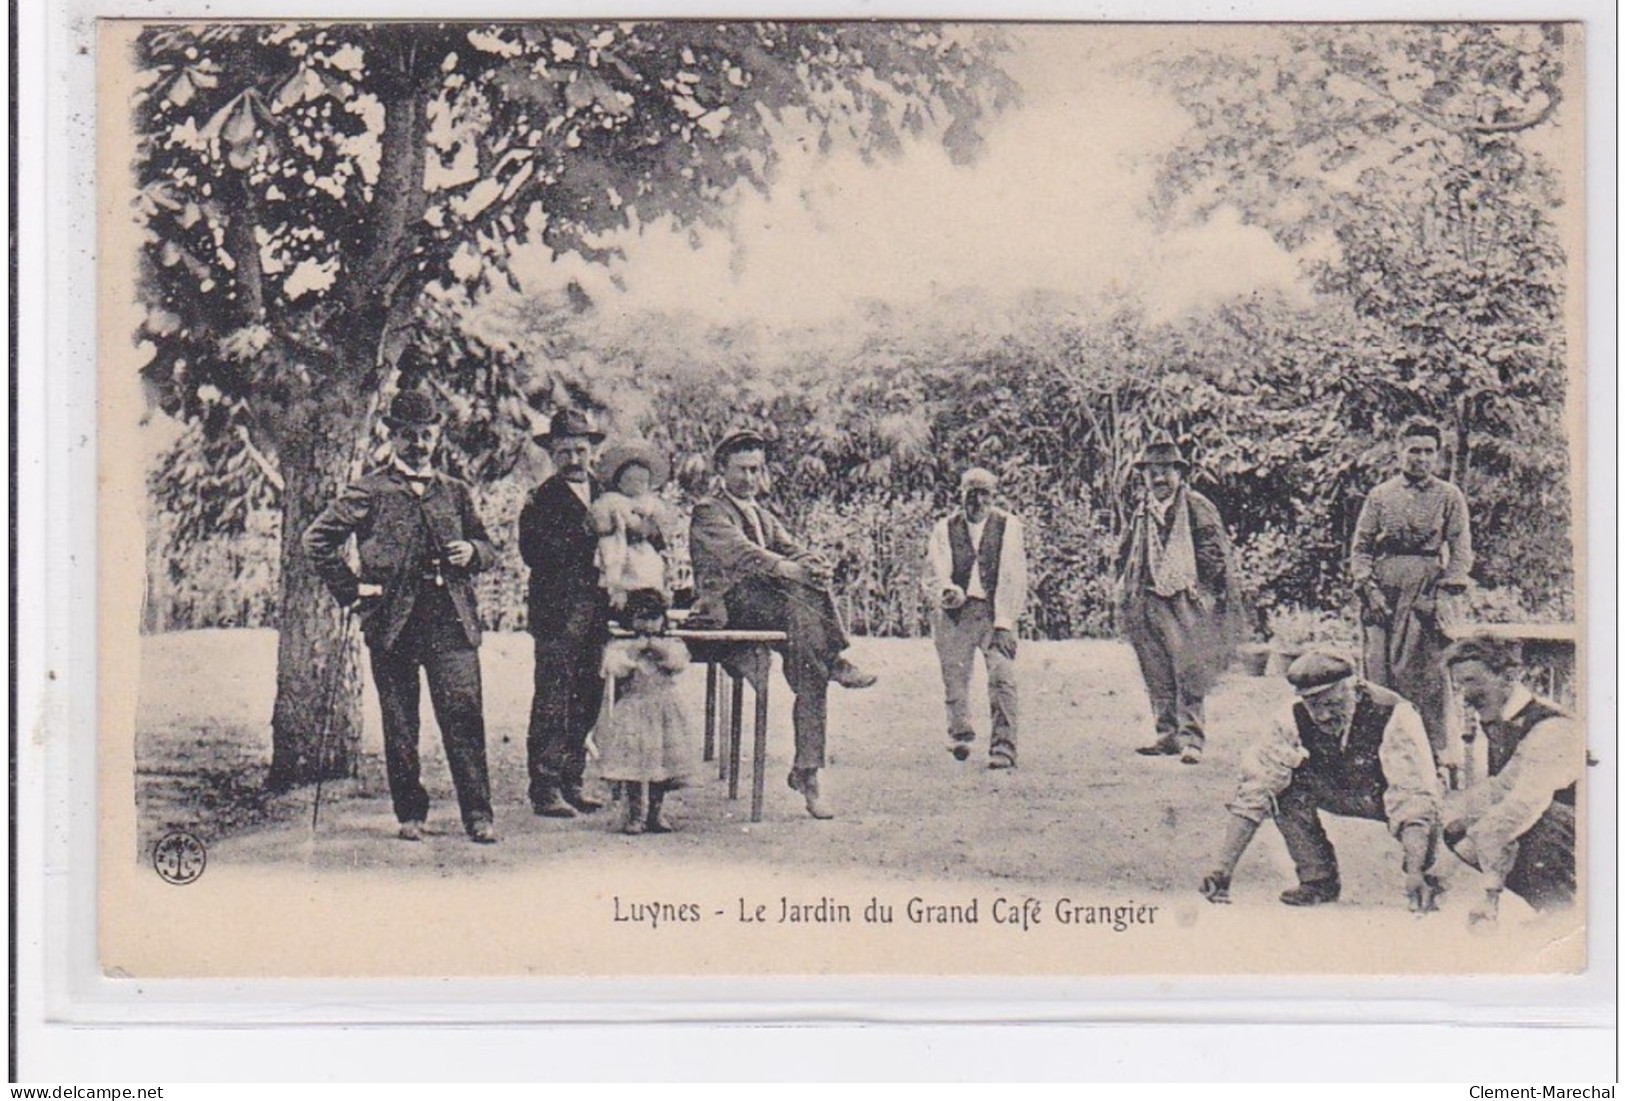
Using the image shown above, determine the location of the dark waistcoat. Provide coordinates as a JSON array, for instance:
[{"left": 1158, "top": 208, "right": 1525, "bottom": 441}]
[
  {"left": 1296, "top": 683, "right": 1398, "bottom": 799},
  {"left": 948, "top": 512, "right": 1005, "bottom": 600}
]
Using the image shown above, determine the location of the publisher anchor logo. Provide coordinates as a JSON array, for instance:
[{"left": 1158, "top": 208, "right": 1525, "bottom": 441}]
[{"left": 152, "top": 831, "right": 207, "bottom": 885}]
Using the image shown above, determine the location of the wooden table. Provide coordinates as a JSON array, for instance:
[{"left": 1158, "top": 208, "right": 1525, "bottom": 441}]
[{"left": 605, "top": 626, "right": 788, "bottom": 822}]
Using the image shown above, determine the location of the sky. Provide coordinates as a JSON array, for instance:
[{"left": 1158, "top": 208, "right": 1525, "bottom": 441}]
[{"left": 509, "top": 25, "right": 1314, "bottom": 330}]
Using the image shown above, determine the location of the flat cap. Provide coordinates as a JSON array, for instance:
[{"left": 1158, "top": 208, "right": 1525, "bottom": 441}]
[
  {"left": 714, "top": 427, "right": 771, "bottom": 463},
  {"left": 959, "top": 467, "right": 998, "bottom": 493},
  {"left": 1286, "top": 651, "right": 1355, "bottom": 696}
]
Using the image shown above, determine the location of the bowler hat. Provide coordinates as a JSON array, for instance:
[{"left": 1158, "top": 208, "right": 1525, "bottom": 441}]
[
  {"left": 714, "top": 427, "right": 771, "bottom": 464},
  {"left": 381, "top": 389, "right": 444, "bottom": 429},
  {"left": 535, "top": 408, "right": 606, "bottom": 446},
  {"left": 599, "top": 439, "right": 671, "bottom": 491},
  {"left": 1286, "top": 651, "right": 1355, "bottom": 696},
  {"left": 1133, "top": 436, "right": 1189, "bottom": 470}
]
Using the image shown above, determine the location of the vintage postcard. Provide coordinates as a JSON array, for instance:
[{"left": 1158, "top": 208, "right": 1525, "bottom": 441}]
[{"left": 98, "top": 18, "right": 1593, "bottom": 979}]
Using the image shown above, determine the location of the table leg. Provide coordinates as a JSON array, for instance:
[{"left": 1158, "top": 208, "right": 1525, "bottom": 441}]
[
  {"left": 717, "top": 673, "right": 732, "bottom": 781},
  {"left": 728, "top": 674, "right": 745, "bottom": 800},
  {"left": 703, "top": 662, "right": 718, "bottom": 763},
  {"left": 751, "top": 676, "right": 769, "bottom": 823}
]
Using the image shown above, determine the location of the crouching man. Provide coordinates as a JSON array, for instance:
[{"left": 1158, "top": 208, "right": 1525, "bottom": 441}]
[
  {"left": 1199, "top": 652, "right": 1441, "bottom": 909},
  {"left": 1442, "top": 636, "right": 1579, "bottom": 927}
]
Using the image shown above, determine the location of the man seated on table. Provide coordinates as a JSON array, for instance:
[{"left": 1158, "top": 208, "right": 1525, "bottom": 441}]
[
  {"left": 1442, "top": 636, "right": 1579, "bottom": 927},
  {"left": 1199, "top": 651, "right": 1442, "bottom": 910},
  {"left": 686, "top": 428, "right": 877, "bottom": 820}
]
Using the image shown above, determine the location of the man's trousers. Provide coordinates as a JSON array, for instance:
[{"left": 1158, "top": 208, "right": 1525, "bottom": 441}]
[
  {"left": 1123, "top": 590, "right": 1209, "bottom": 751},
  {"left": 368, "top": 589, "right": 493, "bottom": 829},
  {"left": 932, "top": 598, "right": 1018, "bottom": 765},
  {"left": 723, "top": 576, "right": 845, "bottom": 771},
  {"left": 526, "top": 595, "right": 607, "bottom": 805}
]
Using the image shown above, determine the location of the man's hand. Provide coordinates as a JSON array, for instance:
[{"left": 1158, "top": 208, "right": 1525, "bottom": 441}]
[
  {"left": 1361, "top": 584, "right": 1391, "bottom": 622},
  {"left": 991, "top": 628, "right": 1018, "bottom": 660},
  {"left": 776, "top": 558, "right": 812, "bottom": 586},
  {"left": 1399, "top": 823, "right": 1437, "bottom": 913},
  {"left": 940, "top": 585, "right": 967, "bottom": 611},
  {"left": 443, "top": 540, "right": 476, "bottom": 569}
]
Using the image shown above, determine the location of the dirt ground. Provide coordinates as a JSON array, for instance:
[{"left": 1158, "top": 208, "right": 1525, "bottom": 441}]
[{"left": 138, "top": 629, "right": 1471, "bottom": 907}]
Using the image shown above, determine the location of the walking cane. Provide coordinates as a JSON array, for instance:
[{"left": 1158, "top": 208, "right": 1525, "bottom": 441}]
[{"left": 310, "top": 603, "right": 356, "bottom": 834}]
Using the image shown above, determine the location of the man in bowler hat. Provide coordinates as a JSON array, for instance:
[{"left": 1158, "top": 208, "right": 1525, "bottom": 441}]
[
  {"left": 687, "top": 428, "right": 876, "bottom": 819},
  {"left": 520, "top": 409, "right": 611, "bottom": 818},
  {"left": 303, "top": 389, "right": 499, "bottom": 843},
  {"left": 1115, "top": 437, "right": 1245, "bottom": 764}
]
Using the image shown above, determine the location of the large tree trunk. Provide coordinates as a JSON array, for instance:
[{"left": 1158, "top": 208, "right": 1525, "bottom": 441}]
[{"left": 266, "top": 384, "right": 370, "bottom": 790}]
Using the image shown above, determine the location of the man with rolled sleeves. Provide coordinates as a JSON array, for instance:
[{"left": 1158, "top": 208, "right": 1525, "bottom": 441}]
[
  {"left": 926, "top": 467, "right": 1029, "bottom": 769},
  {"left": 1351, "top": 417, "right": 1474, "bottom": 768},
  {"left": 1442, "top": 636, "right": 1579, "bottom": 926},
  {"left": 687, "top": 428, "right": 876, "bottom": 819},
  {"left": 1198, "top": 652, "right": 1442, "bottom": 909},
  {"left": 303, "top": 390, "right": 499, "bottom": 844},
  {"left": 519, "top": 409, "right": 611, "bottom": 819}
]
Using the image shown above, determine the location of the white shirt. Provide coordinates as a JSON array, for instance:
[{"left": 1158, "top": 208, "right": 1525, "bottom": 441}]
[
  {"left": 1448, "top": 685, "right": 1579, "bottom": 889},
  {"left": 567, "top": 479, "right": 591, "bottom": 508},
  {"left": 724, "top": 492, "right": 767, "bottom": 546},
  {"left": 393, "top": 456, "right": 434, "bottom": 496},
  {"left": 964, "top": 517, "right": 989, "bottom": 599},
  {"left": 926, "top": 509, "right": 1030, "bottom": 632}
]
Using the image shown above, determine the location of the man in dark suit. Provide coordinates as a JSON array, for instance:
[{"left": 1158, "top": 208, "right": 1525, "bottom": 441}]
[
  {"left": 688, "top": 429, "right": 875, "bottom": 819},
  {"left": 303, "top": 390, "right": 499, "bottom": 843},
  {"left": 519, "top": 409, "right": 611, "bottom": 818}
]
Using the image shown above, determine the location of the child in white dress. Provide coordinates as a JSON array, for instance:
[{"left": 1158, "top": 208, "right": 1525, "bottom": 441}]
[
  {"left": 597, "top": 589, "right": 697, "bottom": 834},
  {"left": 593, "top": 442, "right": 673, "bottom": 609}
]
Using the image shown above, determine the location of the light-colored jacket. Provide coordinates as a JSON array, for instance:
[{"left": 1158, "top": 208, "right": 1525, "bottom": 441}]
[{"left": 925, "top": 508, "right": 1030, "bottom": 632}]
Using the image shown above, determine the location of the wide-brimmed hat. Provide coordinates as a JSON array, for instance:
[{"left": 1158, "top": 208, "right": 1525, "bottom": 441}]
[
  {"left": 534, "top": 408, "right": 606, "bottom": 446},
  {"left": 1133, "top": 436, "right": 1189, "bottom": 471},
  {"left": 1286, "top": 651, "right": 1356, "bottom": 697},
  {"left": 381, "top": 389, "right": 444, "bottom": 429},
  {"left": 713, "top": 427, "right": 772, "bottom": 464},
  {"left": 599, "top": 439, "right": 671, "bottom": 491}
]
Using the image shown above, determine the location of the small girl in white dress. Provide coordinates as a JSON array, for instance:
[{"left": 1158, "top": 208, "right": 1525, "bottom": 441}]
[{"left": 597, "top": 588, "right": 696, "bottom": 834}]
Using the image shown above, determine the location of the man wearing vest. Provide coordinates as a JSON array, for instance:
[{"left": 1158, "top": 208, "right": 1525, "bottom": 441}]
[
  {"left": 303, "top": 390, "right": 499, "bottom": 844},
  {"left": 1116, "top": 437, "right": 1245, "bottom": 765},
  {"left": 688, "top": 428, "right": 877, "bottom": 819},
  {"left": 1198, "top": 652, "right": 1442, "bottom": 909},
  {"left": 1442, "top": 636, "right": 1578, "bottom": 927},
  {"left": 926, "top": 467, "right": 1029, "bottom": 768}
]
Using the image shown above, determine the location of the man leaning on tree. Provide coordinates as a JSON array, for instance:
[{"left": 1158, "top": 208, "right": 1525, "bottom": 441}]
[
  {"left": 925, "top": 466, "right": 1029, "bottom": 769},
  {"left": 302, "top": 389, "right": 499, "bottom": 844}
]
